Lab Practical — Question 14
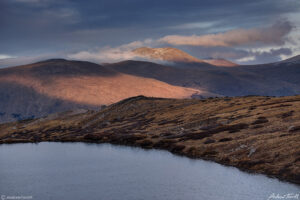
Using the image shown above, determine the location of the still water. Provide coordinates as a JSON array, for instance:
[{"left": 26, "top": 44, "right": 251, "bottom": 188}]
[{"left": 0, "top": 142, "right": 299, "bottom": 200}]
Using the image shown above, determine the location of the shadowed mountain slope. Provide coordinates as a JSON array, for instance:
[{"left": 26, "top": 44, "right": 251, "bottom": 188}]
[{"left": 107, "top": 58, "right": 300, "bottom": 96}]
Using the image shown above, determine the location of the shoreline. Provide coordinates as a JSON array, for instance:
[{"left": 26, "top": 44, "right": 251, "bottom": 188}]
[{"left": 1, "top": 95, "right": 300, "bottom": 186}]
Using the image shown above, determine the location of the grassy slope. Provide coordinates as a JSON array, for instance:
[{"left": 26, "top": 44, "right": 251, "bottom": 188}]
[{"left": 0, "top": 95, "right": 299, "bottom": 184}]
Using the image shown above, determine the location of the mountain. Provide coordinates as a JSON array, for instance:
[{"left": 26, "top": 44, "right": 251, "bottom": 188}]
[
  {"left": 203, "top": 58, "right": 238, "bottom": 67},
  {"left": 108, "top": 59, "right": 300, "bottom": 96},
  {"left": 133, "top": 47, "right": 238, "bottom": 67},
  {"left": 1, "top": 95, "right": 299, "bottom": 184},
  {"left": 133, "top": 47, "right": 205, "bottom": 63},
  {"left": 0, "top": 59, "right": 208, "bottom": 122}
]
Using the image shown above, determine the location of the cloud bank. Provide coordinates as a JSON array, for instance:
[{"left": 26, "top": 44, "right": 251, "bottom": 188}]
[
  {"left": 0, "top": 54, "right": 14, "bottom": 59},
  {"left": 159, "top": 21, "right": 293, "bottom": 47},
  {"left": 68, "top": 41, "right": 149, "bottom": 63}
]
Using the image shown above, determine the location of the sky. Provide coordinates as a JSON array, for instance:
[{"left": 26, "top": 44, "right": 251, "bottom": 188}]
[{"left": 0, "top": 0, "right": 300, "bottom": 67}]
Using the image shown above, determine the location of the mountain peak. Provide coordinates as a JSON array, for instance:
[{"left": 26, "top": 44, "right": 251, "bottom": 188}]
[
  {"left": 133, "top": 47, "right": 205, "bottom": 64},
  {"left": 37, "top": 58, "right": 68, "bottom": 63},
  {"left": 203, "top": 58, "right": 238, "bottom": 67},
  {"left": 132, "top": 47, "right": 238, "bottom": 67}
]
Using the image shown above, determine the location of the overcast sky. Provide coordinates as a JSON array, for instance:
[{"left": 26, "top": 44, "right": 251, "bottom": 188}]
[{"left": 1, "top": 0, "right": 300, "bottom": 67}]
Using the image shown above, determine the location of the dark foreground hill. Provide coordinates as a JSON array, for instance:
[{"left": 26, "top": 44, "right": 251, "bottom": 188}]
[{"left": 1, "top": 95, "right": 299, "bottom": 184}]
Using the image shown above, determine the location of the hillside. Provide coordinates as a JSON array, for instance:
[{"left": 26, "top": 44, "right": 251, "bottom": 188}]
[
  {"left": 0, "top": 95, "right": 299, "bottom": 184},
  {"left": 0, "top": 59, "right": 207, "bottom": 122}
]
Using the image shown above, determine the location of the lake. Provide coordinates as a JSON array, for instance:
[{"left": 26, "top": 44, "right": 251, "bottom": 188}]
[{"left": 0, "top": 142, "right": 299, "bottom": 200}]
